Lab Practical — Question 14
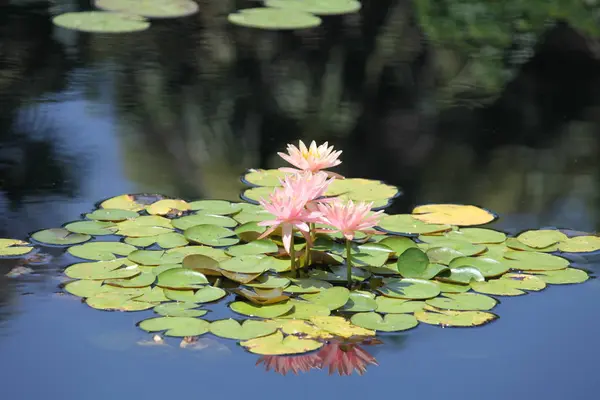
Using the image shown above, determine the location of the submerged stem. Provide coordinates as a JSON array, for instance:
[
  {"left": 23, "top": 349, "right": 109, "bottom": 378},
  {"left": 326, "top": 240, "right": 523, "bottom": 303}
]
[{"left": 346, "top": 239, "right": 353, "bottom": 287}]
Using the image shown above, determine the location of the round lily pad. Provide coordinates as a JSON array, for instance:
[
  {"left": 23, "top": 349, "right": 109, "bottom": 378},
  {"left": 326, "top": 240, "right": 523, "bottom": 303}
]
[
  {"left": 516, "top": 229, "right": 567, "bottom": 249},
  {"left": 105, "top": 272, "right": 155, "bottom": 288},
  {"left": 64, "top": 279, "right": 110, "bottom": 298},
  {"left": 230, "top": 301, "right": 293, "bottom": 318},
  {"left": 377, "top": 236, "right": 418, "bottom": 256},
  {"left": 68, "top": 242, "right": 137, "bottom": 261},
  {"left": 0, "top": 239, "right": 33, "bottom": 257},
  {"left": 284, "top": 278, "right": 333, "bottom": 293},
  {"left": 86, "top": 292, "right": 154, "bottom": 311},
  {"left": 375, "top": 296, "right": 425, "bottom": 313},
  {"left": 275, "top": 319, "right": 333, "bottom": 339},
  {"left": 531, "top": 268, "right": 589, "bottom": 284},
  {"left": 168, "top": 245, "right": 231, "bottom": 262},
  {"left": 445, "top": 228, "right": 506, "bottom": 244},
  {"left": 125, "top": 232, "right": 188, "bottom": 249},
  {"left": 95, "top": 0, "right": 199, "bottom": 18},
  {"left": 426, "top": 247, "right": 465, "bottom": 265},
  {"left": 246, "top": 275, "right": 290, "bottom": 290},
  {"left": 52, "top": 11, "right": 151, "bottom": 33},
  {"left": 340, "top": 291, "right": 378, "bottom": 312},
  {"left": 377, "top": 214, "right": 451, "bottom": 235},
  {"left": 184, "top": 225, "right": 239, "bottom": 247},
  {"left": 156, "top": 268, "right": 208, "bottom": 289},
  {"left": 242, "top": 169, "right": 289, "bottom": 186},
  {"left": 502, "top": 251, "right": 569, "bottom": 271},
  {"left": 31, "top": 228, "right": 91, "bottom": 246},
  {"left": 100, "top": 194, "right": 147, "bottom": 211},
  {"left": 240, "top": 331, "right": 323, "bottom": 355},
  {"left": 500, "top": 273, "right": 546, "bottom": 291},
  {"left": 309, "top": 266, "right": 371, "bottom": 282},
  {"left": 172, "top": 214, "right": 237, "bottom": 230},
  {"left": 396, "top": 248, "right": 429, "bottom": 278},
  {"left": 145, "top": 199, "right": 190, "bottom": 215},
  {"left": 558, "top": 236, "right": 600, "bottom": 253},
  {"left": 418, "top": 237, "right": 487, "bottom": 256},
  {"left": 378, "top": 278, "right": 441, "bottom": 300},
  {"left": 415, "top": 306, "right": 497, "bottom": 327},
  {"left": 231, "top": 204, "right": 275, "bottom": 225},
  {"left": 189, "top": 200, "right": 243, "bottom": 215},
  {"left": 133, "top": 287, "right": 170, "bottom": 303},
  {"left": 265, "top": 0, "right": 362, "bottom": 15},
  {"left": 209, "top": 319, "right": 278, "bottom": 340},
  {"left": 309, "top": 316, "right": 375, "bottom": 338},
  {"left": 278, "top": 300, "right": 331, "bottom": 319},
  {"left": 154, "top": 302, "right": 207, "bottom": 317},
  {"left": 300, "top": 287, "right": 350, "bottom": 310},
  {"left": 436, "top": 281, "right": 471, "bottom": 293},
  {"left": 325, "top": 178, "right": 399, "bottom": 207},
  {"left": 228, "top": 7, "right": 322, "bottom": 30},
  {"left": 138, "top": 316, "right": 210, "bottom": 337},
  {"left": 220, "top": 255, "right": 269, "bottom": 274},
  {"left": 471, "top": 274, "right": 546, "bottom": 296},
  {"left": 64, "top": 221, "right": 118, "bottom": 235},
  {"left": 128, "top": 249, "right": 181, "bottom": 265},
  {"left": 226, "top": 240, "right": 279, "bottom": 257},
  {"left": 425, "top": 293, "right": 497, "bottom": 311},
  {"left": 64, "top": 260, "right": 141, "bottom": 280},
  {"left": 412, "top": 204, "right": 496, "bottom": 226},
  {"left": 193, "top": 286, "right": 227, "bottom": 303},
  {"left": 86, "top": 208, "right": 138, "bottom": 222},
  {"left": 449, "top": 256, "right": 509, "bottom": 278},
  {"left": 505, "top": 237, "right": 558, "bottom": 253},
  {"left": 350, "top": 312, "right": 418, "bottom": 332},
  {"left": 437, "top": 267, "right": 485, "bottom": 284}
]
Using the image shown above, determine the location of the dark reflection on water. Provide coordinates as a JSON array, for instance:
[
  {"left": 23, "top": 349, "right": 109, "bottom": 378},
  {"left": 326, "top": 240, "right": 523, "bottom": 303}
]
[{"left": 1, "top": 0, "right": 600, "bottom": 398}]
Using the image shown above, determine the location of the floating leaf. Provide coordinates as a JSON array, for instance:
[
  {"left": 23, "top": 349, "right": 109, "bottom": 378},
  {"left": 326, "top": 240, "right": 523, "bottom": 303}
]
[
  {"left": 106, "top": 272, "right": 155, "bottom": 288},
  {"left": 278, "top": 300, "right": 332, "bottom": 319},
  {"left": 517, "top": 229, "right": 567, "bottom": 249},
  {"left": 189, "top": 200, "right": 243, "bottom": 215},
  {"left": 210, "top": 319, "right": 278, "bottom": 340},
  {"left": 226, "top": 240, "right": 279, "bottom": 257},
  {"left": 64, "top": 279, "right": 110, "bottom": 298},
  {"left": 377, "top": 236, "right": 418, "bottom": 256},
  {"left": 369, "top": 263, "right": 401, "bottom": 276},
  {"left": 502, "top": 251, "right": 569, "bottom": 271},
  {"left": 234, "top": 287, "right": 290, "bottom": 305},
  {"left": 138, "top": 317, "right": 210, "bottom": 337},
  {"left": 232, "top": 204, "right": 275, "bottom": 225},
  {"left": 68, "top": 242, "right": 137, "bottom": 261},
  {"left": 182, "top": 254, "right": 221, "bottom": 276},
  {"left": 426, "top": 247, "right": 465, "bottom": 265},
  {"left": 377, "top": 214, "right": 451, "bottom": 235},
  {"left": 309, "top": 266, "right": 371, "bottom": 283},
  {"left": 426, "top": 293, "right": 497, "bottom": 311},
  {"left": 350, "top": 243, "right": 393, "bottom": 267},
  {"left": 418, "top": 237, "right": 487, "bottom": 256},
  {"left": 221, "top": 270, "right": 263, "bottom": 284},
  {"left": 228, "top": 7, "right": 322, "bottom": 30},
  {"left": 500, "top": 273, "right": 546, "bottom": 291},
  {"left": 309, "top": 316, "right": 375, "bottom": 338},
  {"left": 219, "top": 255, "right": 269, "bottom": 274},
  {"left": 378, "top": 278, "right": 441, "bottom": 300},
  {"left": 168, "top": 246, "right": 230, "bottom": 262},
  {"left": 153, "top": 302, "right": 206, "bottom": 317},
  {"left": 64, "top": 260, "right": 140, "bottom": 280},
  {"left": 145, "top": 199, "right": 190, "bottom": 215},
  {"left": 471, "top": 274, "right": 546, "bottom": 296},
  {"left": 375, "top": 297, "right": 425, "bottom": 313},
  {"left": 246, "top": 275, "right": 290, "bottom": 290},
  {"left": 133, "top": 287, "right": 170, "bottom": 303},
  {"left": 172, "top": 214, "right": 237, "bottom": 230},
  {"left": 265, "top": 0, "right": 362, "bottom": 15},
  {"left": 436, "top": 281, "right": 471, "bottom": 293},
  {"left": 396, "top": 248, "right": 429, "bottom": 278},
  {"left": 100, "top": 194, "right": 146, "bottom": 211},
  {"left": 412, "top": 204, "right": 496, "bottom": 226},
  {"left": 94, "top": 0, "right": 199, "bottom": 18},
  {"left": 530, "top": 268, "right": 589, "bottom": 285},
  {"left": 52, "top": 11, "right": 150, "bottom": 33},
  {"left": 230, "top": 301, "right": 294, "bottom": 318},
  {"left": 445, "top": 228, "right": 506, "bottom": 244},
  {"left": 116, "top": 215, "right": 173, "bottom": 237},
  {"left": 156, "top": 268, "right": 208, "bottom": 289},
  {"left": 284, "top": 278, "right": 333, "bottom": 293},
  {"left": 31, "top": 228, "right": 90, "bottom": 246},
  {"left": 0, "top": 239, "right": 33, "bottom": 257},
  {"left": 184, "top": 225, "right": 239, "bottom": 247},
  {"left": 557, "top": 236, "right": 600, "bottom": 253},
  {"left": 449, "top": 257, "right": 509, "bottom": 278},
  {"left": 86, "top": 292, "right": 154, "bottom": 311},
  {"left": 64, "top": 221, "right": 117, "bottom": 235},
  {"left": 341, "top": 291, "right": 377, "bottom": 312},
  {"left": 125, "top": 232, "right": 188, "bottom": 249},
  {"left": 243, "top": 169, "right": 289, "bottom": 186},
  {"left": 324, "top": 178, "right": 399, "bottom": 207},
  {"left": 234, "top": 222, "right": 267, "bottom": 242},
  {"left": 415, "top": 306, "right": 497, "bottom": 327},
  {"left": 193, "top": 286, "right": 227, "bottom": 303},
  {"left": 505, "top": 237, "right": 558, "bottom": 253},
  {"left": 300, "top": 287, "right": 350, "bottom": 310},
  {"left": 240, "top": 331, "right": 323, "bottom": 355},
  {"left": 350, "top": 312, "right": 418, "bottom": 332},
  {"left": 275, "top": 319, "right": 333, "bottom": 339},
  {"left": 128, "top": 249, "right": 181, "bottom": 265},
  {"left": 86, "top": 209, "right": 138, "bottom": 222}
]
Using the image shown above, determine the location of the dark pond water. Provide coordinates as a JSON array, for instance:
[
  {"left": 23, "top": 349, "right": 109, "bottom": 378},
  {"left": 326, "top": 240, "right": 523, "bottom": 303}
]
[{"left": 2, "top": 1, "right": 600, "bottom": 399}]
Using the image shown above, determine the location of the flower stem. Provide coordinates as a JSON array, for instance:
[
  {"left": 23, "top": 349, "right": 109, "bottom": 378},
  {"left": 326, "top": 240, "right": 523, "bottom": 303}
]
[
  {"left": 290, "top": 233, "right": 296, "bottom": 277},
  {"left": 305, "top": 222, "right": 315, "bottom": 269},
  {"left": 214, "top": 278, "right": 222, "bottom": 288},
  {"left": 345, "top": 239, "right": 353, "bottom": 288}
]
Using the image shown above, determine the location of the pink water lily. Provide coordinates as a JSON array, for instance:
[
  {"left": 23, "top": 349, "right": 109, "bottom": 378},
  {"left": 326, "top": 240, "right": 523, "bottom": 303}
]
[
  {"left": 279, "top": 170, "right": 335, "bottom": 210},
  {"left": 317, "top": 199, "right": 383, "bottom": 240},
  {"left": 278, "top": 140, "right": 343, "bottom": 177},
  {"left": 257, "top": 187, "right": 320, "bottom": 254}
]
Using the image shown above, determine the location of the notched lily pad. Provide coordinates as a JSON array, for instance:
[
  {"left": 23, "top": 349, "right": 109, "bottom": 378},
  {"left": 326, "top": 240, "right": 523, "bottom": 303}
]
[
  {"left": 240, "top": 331, "right": 323, "bottom": 355},
  {"left": 350, "top": 312, "right": 418, "bottom": 332},
  {"left": 64, "top": 221, "right": 118, "bottom": 235},
  {"left": 230, "top": 301, "right": 293, "bottom": 318},
  {"left": 184, "top": 225, "right": 239, "bottom": 247},
  {"left": 209, "top": 319, "right": 278, "bottom": 340},
  {"left": 377, "top": 214, "right": 451, "bottom": 236},
  {"left": 415, "top": 306, "right": 497, "bottom": 327},
  {"left": 138, "top": 317, "right": 210, "bottom": 337},
  {"left": 228, "top": 7, "right": 322, "bottom": 30},
  {"left": 378, "top": 278, "right": 441, "bottom": 300},
  {"left": 52, "top": 11, "right": 150, "bottom": 33},
  {"left": 530, "top": 268, "right": 589, "bottom": 284},
  {"left": 426, "top": 293, "right": 497, "bottom": 311},
  {"left": 412, "top": 204, "right": 496, "bottom": 226},
  {"left": 0, "top": 239, "right": 33, "bottom": 257},
  {"left": 154, "top": 302, "right": 207, "bottom": 317},
  {"left": 156, "top": 268, "right": 209, "bottom": 289},
  {"left": 31, "top": 228, "right": 91, "bottom": 246},
  {"left": 86, "top": 208, "right": 138, "bottom": 222},
  {"left": 68, "top": 242, "right": 137, "bottom": 261}
]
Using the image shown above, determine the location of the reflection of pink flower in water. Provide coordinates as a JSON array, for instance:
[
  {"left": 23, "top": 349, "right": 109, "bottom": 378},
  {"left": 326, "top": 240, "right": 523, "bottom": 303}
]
[{"left": 256, "top": 339, "right": 381, "bottom": 376}]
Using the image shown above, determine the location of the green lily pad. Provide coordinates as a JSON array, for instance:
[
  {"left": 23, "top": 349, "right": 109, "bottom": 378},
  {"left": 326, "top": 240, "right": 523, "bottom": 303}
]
[
  {"left": 133, "top": 287, "right": 170, "bottom": 302},
  {"left": 256, "top": 256, "right": 292, "bottom": 273},
  {"left": 426, "top": 293, "right": 497, "bottom": 311},
  {"left": 325, "top": 178, "right": 399, "bottom": 207},
  {"left": 228, "top": 7, "right": 322, "bottom": 30},
  {"left": 309, "top": 266, "right": 371, "bottom": 282},
  {"left": 530, "top": 268, "right": 589, "bottom": 284},
  {"left": 378, "top": 278, "right": 441, "bottom": 300},
  {"left": 182, "top": 254, "right": 221, "bottom": 276},
  {"left": 189, "top": 200, "right": 243, "bottom": 215},
  {"left": 240, "top": 331, "right": 323, "bottom": 355},
  {"left": 231, "top": 204, "right": 275, "bottom": 225},
  {"left": 138, "top": 317, "right": 210, "bottom": 337},
  {"left": 350, "top": 243, "right": 393, "bottom": 267},
  {"left": 445, "top": 228, "right": 507, "bottom": 244},
  {"left": 246, "top": 275, "right": 290, "bottom": 290},
  {"left": 172, "top": 214, "right": 237, "bottom": 230},
  {"left": 234, "top": 222, "right": 267, "bottom": 242},
  {"left": 500, "top": 273, "right": 546, "bottom": 291},
  {"left": 145, "top": 199, "right": 190, "bottom": 215},
  {"left": 64, "top": 279, "right": 110, "bottom": 298},
  {"left": 418, "top": 237, "right": 487, "bottom": 256},
  {"left": 94, "top": 0, "right": 199, "bottom": 18},
  {"left": 415, "top": 306, "right": 497, "bottom": 327},
  {"left": 278, "top": 300, "right": 331, "bottom": 319},
  {"left": 209, "top": 319, "right": 278, "bottom": 340},
  {"left": 105, "top": 272, "right": 155, "bottom": 288},
  {"left": 341, "top": 291, "right": 378, "bottom": 312},
  {"left": 300, "top": 287, "right": 350, "bottom": 310},
  {"left": 377, "top": 214, "right": 451, "bottom": 235},
  {"left": 226, "top": 239, "right": 279, "bottom": 257},
  {"left": 517, "top": 229, "right": 567, "bottom": 249},
  {"left": 437, "top": 267, "right": 485, "bottom": 284},
  {"left": 377, "top": 236, "right": 418, "bottom": 256},
  {"left": 265, "top": 0, "right": 362, "bottom": 15},
  {"left": 184, "top": 225, "right": 239, "bottom": 247},
  {"left": 100, "top": 194, "right": 147, "bottom": 211},
  {"left": 502, "top": 251, "right": 569, "bottom": 271},
  {"left": 168, "top": 246, "right": 231, "bottom": 262},
  {"left": 436, "top": 281, "right": 471, "bottom": 293},
  {"left": 31, "top": 228, "right": 91, "bottom": 246},
  {"left": 125, "top": 232, "right": 188, "bottom": 249},
  {"left": 0, "top": 239, "right": 33, "bottom": 257},
  {"left": 64, "top": 260, "right": 141, "bottom": 280},
  {"left": 116, "top": 216, "right": 174, "bottom": 237},
  {"left": 505, "top": 237, "right": 558, "bottom": 253},
  {"left": 369, "top": 263, "right": 402, "bottom": 276},
  {"left": 193, "top": 286, "right": 227, "bottom": 303},
  {"left": 128, "top": 249, "right": 181, "bottom": 265},
  {"left": 230, "top": 301, "right": 293, "bottom": 318},
  {"left": 162, "top": 288, "right": 198, "bottom": 302},
  {"left": 86, "top": 292, "right": 155, "bottom": 311},
  {"left": 309, "top": 316, "right": 375, "bottom": 338},
  {"left": 86, "top": 208, "right": 139, "bottom": 222},
  {"left": 139, "top": 263, "right": 181, "bottom": 276},
  {"left": 153, "top": 302, "right": 207, "bottom": 317},
  {"left": 64, "top": 221, "right": 118, "bottom": 235},
  {"left": 219, "top": 255, "right": 269, "bottom": 274},
  {"left": 156, "top": 268, "right": 208, "bottom": 289},
  {"left": 557, "top": 236, "right": 600, "bottom": 253},
  {"left": 396, "top": 248, "right": 429, "bottom": 278},
  {"left": 449, "top": 257, "right": 509, "bottom": 278},
  {"left": 350, "top": 312, "right": 418, "bottom": 332},
  {"left": 412, "top": 204, "right": 497, "bottom": 226},
  {"left": 284, "top": 278, "right": 333, "bottom": 293},
  {"left": 375, "top": 296, "right": 425, "bottom": 313},
  {"left": 243, "top": 169, "right": 289, "bottom": 186},
  {"left": 471, "top": 274, "right": 546, "bottom": 296},
  {"left": 426, "top": 247, "right": 465, "bottom": 265},
  {"left": 52, "top": 11, "right": 150, "bottom": 33},
  {"left": 68, "top": 242, "right": 137, "bottom": 261}
]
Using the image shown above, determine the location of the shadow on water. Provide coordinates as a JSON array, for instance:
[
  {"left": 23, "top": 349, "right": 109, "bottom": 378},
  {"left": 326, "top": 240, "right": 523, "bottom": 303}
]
[{"left": 1, "top": 1, "right": 600, "bottom": 399}]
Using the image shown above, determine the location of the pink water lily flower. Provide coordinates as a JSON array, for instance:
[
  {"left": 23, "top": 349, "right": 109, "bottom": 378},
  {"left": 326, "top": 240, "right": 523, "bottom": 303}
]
[
  {"left": 257, "top": 187, "right": 320, "bottom": 253},
  {"left": 279, "top": 171, "right": 335, "bottom": 210},
  {"left": 317, "top": 199, "right": 384, "bottom": 240},
  {"left": 278, "top": 140, "right": 343, "bottom": 177}
]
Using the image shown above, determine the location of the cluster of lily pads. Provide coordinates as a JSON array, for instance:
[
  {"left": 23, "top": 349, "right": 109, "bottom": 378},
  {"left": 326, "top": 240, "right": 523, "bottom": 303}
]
[{"left": 1, "top": 166, "right": 595, "bottom": 356}]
